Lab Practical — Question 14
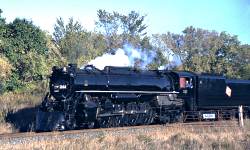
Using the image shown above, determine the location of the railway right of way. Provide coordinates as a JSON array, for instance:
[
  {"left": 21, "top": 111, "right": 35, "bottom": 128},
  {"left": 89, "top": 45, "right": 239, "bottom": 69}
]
[{"left": 0, "top": 120, "right": 241, "bottom": 145}]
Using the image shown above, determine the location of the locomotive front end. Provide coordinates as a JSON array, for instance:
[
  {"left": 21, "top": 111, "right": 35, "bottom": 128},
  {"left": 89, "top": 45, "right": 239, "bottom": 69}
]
[
  {"left": 36, "top": 110, "right": 65, "bottom": 132},
  {"left": 50, "top": 65, "right": 75, "bottom": 100},
  {"left": 36, "top": 65, "right": 76, "bottom": 132}
]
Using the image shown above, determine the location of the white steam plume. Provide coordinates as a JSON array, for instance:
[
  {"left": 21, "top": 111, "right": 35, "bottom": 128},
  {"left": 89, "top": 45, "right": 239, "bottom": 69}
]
[
  {"left": 87, "top": 48, "right": 130, "bottom": 70},
  {"left": 85, "top": 44, "right": 155, "bottom": 70},
  {"left": 83, "top": 44, "right": 181, "bottom": 70}
]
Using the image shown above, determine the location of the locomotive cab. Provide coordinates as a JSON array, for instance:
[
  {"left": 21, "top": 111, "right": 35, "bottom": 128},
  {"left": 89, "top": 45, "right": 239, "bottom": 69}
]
[
  {"left": 175, "top": 72, "right": 197, "bottom": 111},
  {"left": 177, "top": 72, "right": 196, "bottom": 95}
]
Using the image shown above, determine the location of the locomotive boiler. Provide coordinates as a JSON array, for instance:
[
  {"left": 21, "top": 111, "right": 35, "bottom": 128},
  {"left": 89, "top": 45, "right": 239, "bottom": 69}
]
[{"left": 36, "top": 64, "right": 250, "bottom": 131}]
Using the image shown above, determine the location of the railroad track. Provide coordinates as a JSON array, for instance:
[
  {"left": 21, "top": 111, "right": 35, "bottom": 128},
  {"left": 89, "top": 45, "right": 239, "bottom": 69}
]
[
  {"left": 0, "top": 120, "right": 240, "bottom": 145},
  {"left": 172, "top": 120, "right": 240, "bottom": 127}
]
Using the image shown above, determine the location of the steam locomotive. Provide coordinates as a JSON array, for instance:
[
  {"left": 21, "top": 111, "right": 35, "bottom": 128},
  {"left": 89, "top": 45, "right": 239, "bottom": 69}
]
[{"left": 36, "top": 64, "right": 250, "bottom": 131}]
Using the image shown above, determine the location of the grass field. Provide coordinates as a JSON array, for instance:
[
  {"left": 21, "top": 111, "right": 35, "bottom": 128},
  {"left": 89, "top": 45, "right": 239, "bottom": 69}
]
[
  {"left": 1, "top": 125, "right": 250, "bottom": 150},
  {"left": 0, "top": 92, "right": 43, "bottom": 134}
]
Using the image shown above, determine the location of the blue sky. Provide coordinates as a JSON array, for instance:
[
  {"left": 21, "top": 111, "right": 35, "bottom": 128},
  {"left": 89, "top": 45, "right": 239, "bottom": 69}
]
[{"left": 1, "top": 0, "right": 250, "bottom": 44}]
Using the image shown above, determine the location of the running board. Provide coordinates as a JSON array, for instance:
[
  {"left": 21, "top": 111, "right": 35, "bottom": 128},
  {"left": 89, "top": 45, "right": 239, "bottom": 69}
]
[{"left": 75, "top": 90, "right": 179, "bottom": 94}]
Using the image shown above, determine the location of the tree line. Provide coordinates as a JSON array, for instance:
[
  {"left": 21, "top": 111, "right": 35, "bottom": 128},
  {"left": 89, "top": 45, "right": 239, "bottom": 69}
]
[{"left": 0, "top": 9, "right": 249, "bottom": 93}]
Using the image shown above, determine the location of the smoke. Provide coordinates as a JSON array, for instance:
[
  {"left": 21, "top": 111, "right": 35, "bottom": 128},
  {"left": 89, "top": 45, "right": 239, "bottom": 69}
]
[
  {"left": 87, "top": 48, "right": 130, "bottom": 70},
  {"left": 86, "top": 44, "right": 156, "bottom": 70},
  {"left": 123, "top": 44, "right": 156, "bottom": 68},
  {"left": 158, "top": 50, "right": 181, "bottom": 70},
  {"left": 84, "top": 44, "right": 181, "bottom": 70}
]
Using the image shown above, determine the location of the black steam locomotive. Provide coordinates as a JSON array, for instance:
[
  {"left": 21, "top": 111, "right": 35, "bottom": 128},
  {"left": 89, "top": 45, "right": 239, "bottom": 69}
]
[{"left": 36, "top": 64, "right": 250, "bottom": 131}]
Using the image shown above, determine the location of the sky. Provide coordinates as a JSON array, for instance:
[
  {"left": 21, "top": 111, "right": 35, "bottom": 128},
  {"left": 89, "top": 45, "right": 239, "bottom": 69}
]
[{"left": 1, "top": 0, "right": 250, "bottom": 44}]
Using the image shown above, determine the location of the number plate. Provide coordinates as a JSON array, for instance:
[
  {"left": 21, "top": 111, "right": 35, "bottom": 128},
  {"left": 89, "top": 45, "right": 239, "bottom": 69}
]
[{"left": 202, "top": 113, "right": 216, "bottom": 119}]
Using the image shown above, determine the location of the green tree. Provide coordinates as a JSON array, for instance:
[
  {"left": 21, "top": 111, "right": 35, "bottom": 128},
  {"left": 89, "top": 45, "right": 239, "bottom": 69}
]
[
  {"left": 95, "top": 9, "right": 121, "bottom": 52},
  {"left": 0, "top": 9, "right": 5, "bottom": 27},
  {"left": 0, "top": 9, "right": 7, "bottom": 53},
  {"left": 0, "top": 55, "right": 12, "bottom": 93},
  {"left": 149, "top": 36, "right": 166, "bottom": 69},
  {"left": 95, "top": 10, "right": 148, "bottom": 51},
  {"left": 154, "top": 26, "right": 246, "bottom": 78},
  {"left": 119, "top": 11, "right": 147, "bottom": 48},
  {"left": 0, "top": 17, "right": 55, "bottom": 91},
  {"left": 120, "top": 11, "right": 147, "bottom": 37},
  {"left": 238, "top": 44, "right": 250, "bottom": 79},
  {"left": 53, "top": 17, "right": 84, "bottom": 62},
  {"left": 95, "top": 10, "right": 154, "bottom": 68},
  {"left": 53, "top": 17, "right": 107, "bottom": 65},
  {"left": 3, "top": 18, "right": 48, "bottom": 80}
]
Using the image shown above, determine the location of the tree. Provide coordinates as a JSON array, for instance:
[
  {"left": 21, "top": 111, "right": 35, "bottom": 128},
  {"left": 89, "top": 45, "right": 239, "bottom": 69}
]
[
  {"left": 0, "top": 9, "right": 7, "bottom": 53},
  {"left": 151, "top": 33, "right": 182, "bottom": 69},
  {"left": 95, "top": 9, "right": 155, "bottom": 68},
  {"left": 0, "top": 9, "right": 5, "bottom": 26},
  {"left": 120, "top": 11, "right": 147, "bottom": 39},
  {"left": 53, "top": 17, "right": 84, "bottom": 62},
  {"left": 238, "top": 44, "right": 250, "bottom": 79},
  {"left": 95, "top": 9, "right": 121, "bottom": 52},
  {"left": 53, "top": 17, "right": 88, "bottom": 64},
  {"left": 53, "top": 17, "right": 107, "bottom": 65},
  {"left": 154, "top": 26, "right": 246, "bottom": 78},
  {"left": 0, "top": 18, "right": 55, "bottom": 91},
  {"left": 0, "top": 55, "right": 12, "bottom": 93},
  {"left": 95, "top": 9, "right": 148, "bottom": 51}
]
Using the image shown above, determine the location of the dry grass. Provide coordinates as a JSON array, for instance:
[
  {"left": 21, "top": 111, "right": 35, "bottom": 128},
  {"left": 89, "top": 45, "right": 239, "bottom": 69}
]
[
  {"left": 0, "top": 92, "right": 41, "bottom": 120},
  {"left": 0, "top": 92, "right": 42, "bottom": 109},
  {"left": 1, "top": 125, "right": 250, "bottom": 150},
  {"left": 0, "top": 123, "right": 14, "bottom": 134},
  {"left": 0, "top": 92, "right": 43, "bottom": 133}
]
